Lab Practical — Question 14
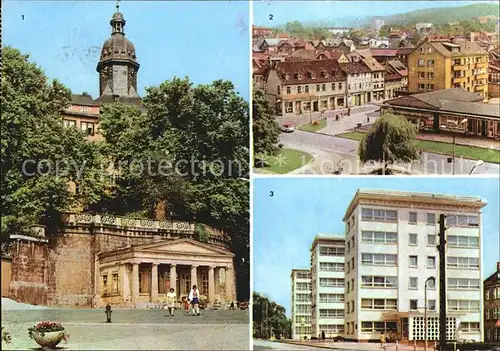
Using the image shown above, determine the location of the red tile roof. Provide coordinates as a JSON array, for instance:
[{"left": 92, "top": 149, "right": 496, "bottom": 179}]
[
  {"left": 370, "top": 49, "right": 398, "bottom": 57},
  {"left": 275, "top": 59, "right": 346, "bottom": 84},
  {"left": 339, "top": 62, "right": 372, "bottom": 75}
]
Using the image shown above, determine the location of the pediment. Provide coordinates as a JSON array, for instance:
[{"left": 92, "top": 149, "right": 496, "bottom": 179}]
[{"left": 133, "top": 238, "right": 233, "bottom": 257}]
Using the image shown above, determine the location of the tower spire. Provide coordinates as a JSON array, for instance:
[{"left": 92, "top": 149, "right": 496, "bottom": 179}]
[{"left": 116, "top": 0, "right": 120, "bottom": 12}]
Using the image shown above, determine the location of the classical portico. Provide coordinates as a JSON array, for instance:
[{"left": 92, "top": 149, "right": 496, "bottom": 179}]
[{"left": 97, "top": 238, "right": 235, "bottom": 307}]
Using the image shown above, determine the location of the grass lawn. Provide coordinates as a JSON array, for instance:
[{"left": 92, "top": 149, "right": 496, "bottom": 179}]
[
  {"left": 298, "top": 120, "right": 327, "bottom": 132},
  {"left": 255, "top": 148, "right": 314, "bottom": 174},
  {"left": 336, "top": 132, "right": 500, "bottom": 164}
]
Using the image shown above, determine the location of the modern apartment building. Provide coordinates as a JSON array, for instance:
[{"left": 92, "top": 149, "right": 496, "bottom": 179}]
[
  {"left": 408, "top": 38, "right": 488, "bottom": 99},
  {"left": 310, "top": 234, "right": 346, "bottom": 339},
  {"left": 291, "top": 269, "right": 312, "bottom": 340},
  {"left": 343, "top": 189, "right": 484, "bottom": 342},
  {"left": 484, "top": 262, "right": 500, "bottom": 342}
]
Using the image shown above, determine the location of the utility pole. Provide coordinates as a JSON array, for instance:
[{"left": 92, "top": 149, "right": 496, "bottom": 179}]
[{"left": 438, "top": 214, "right": 447, "bottom": 351}]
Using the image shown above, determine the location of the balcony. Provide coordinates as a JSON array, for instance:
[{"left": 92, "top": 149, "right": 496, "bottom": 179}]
[
  {"left": 452, "top": 76, "right": 467, "bottom": 84},
  {"left": 475, "top": 73, "right": 488, "bottom": 80},
  {"left": 453, "top": 64, "right": 466, "bottom": 71},
  {"left": 475, "top": 62, "right": 487, "bottom": 69}
]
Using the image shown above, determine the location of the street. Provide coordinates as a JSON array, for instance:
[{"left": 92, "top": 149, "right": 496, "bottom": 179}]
[
  {"left": 253, "top": 339, "right": 434, "bottom": 351},
  {"left": 253, "top": 339, "right": 347, "bottom": 350},
  {"left": 280, "top": 130, "right": 500, "bottom": 175},
  {"left": 2, "top": 308, "right": 249, "bottom": 350}
]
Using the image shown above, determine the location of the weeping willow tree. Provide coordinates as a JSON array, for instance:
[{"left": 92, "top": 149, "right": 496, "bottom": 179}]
[{"left": 358, "top": 113, "right": 420, "bottom": 175}]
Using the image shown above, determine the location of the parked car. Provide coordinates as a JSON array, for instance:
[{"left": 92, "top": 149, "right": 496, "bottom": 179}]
[
  {"left": 281, "top": 123, "right": 295, "bottom": 132},
  {"left": 333, "top": 336, "right": 345, "bottom": 342}
]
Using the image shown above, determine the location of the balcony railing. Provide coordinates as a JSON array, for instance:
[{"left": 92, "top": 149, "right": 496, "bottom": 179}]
[
  {"left": 453, "top": 64, "right": 466, "bottom": 71},
  {"left": 475, "top": 62, "right": 488, "bottom": 69},
  {"left": 452, "top": 76, "right": 467, "bottom": 84}
]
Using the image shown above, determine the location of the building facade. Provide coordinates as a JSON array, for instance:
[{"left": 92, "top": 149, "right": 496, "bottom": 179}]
[
  {"left": 484, "top": 262, "right": 500, "bottom": 342},
  {"left": 291, "top": 269, "right": 312, "bottom": 340},
  {"left": 266, "top": 59, "right": 347, "bottom": 117},
  {"left": 408, "top": 38, "right": 488, "bottom": 99},
  {"left": 310, "top": 235, "right": 346, "bottom": 339},
  {"left": 340, "top": 62, "right": 372, "bottom": 106},
  {"left": 343, "top": 189, "right": 484, "bottom": 342}
]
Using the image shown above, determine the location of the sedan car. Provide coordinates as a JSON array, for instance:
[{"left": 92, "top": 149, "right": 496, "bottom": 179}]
[{"left": 281, "top": 123, "right": 295, "bottom": 132}]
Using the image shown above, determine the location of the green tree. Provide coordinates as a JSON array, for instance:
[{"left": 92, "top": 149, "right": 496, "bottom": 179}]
[
  {"left": 1, "top": 46, "right": 106, "bottom": 251},
  {"left": 253, "top": 292, "right": 291, "bottom": 340},
  {"left": 97, "top": 77, "right": 250, "bottom": 300},
  {"left": 379, "top": 24, "right": 392, "bottom": 37},
  {"left": 253, "top": 88, "right": 280, "bottom": 158},
  {"left": 358, "top": 113, "right": 420, "bottom": 175}
]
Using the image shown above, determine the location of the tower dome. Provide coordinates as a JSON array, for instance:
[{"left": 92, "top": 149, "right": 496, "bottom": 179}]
[{"left": 95, "top": 2, "right": 141, "bottom": 104}]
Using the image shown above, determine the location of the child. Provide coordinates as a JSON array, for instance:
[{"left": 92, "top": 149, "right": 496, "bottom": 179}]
[
  {"left": 166, "top": 288, "right": 176, "bottom": 317},
  {"left": 188, "top": 285, "right": 200, "bottom": 316},
  {"left": 183, "top": 296, "right": 190, "bottom": 315}
]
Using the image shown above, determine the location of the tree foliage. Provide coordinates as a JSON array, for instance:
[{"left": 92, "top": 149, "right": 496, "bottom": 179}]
[
  {"left": 1, "top": 46, "right": 106, "bottom": 249},
  {"left": 284, "top": 21, "right": 332, "bottom": 40},
  {"left": 253, "top": 292, "right": 291, "bottom": 340},
  {"left": 358, "top": 113, "right": 420, "bottom": 174},
  {"left": 253, "top": 88, "right": 280, "bottom": 157}
]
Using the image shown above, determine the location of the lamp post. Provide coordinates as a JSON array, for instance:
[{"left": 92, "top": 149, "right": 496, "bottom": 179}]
[
  {"left": 440, "top": 119, "right": 467, "bottom": 175},
  {"left": 424, "top": 277, "right": 436, "bottom": 351},
  {"left": 469, "top": 160, "right": 484, "bottom": 175}
]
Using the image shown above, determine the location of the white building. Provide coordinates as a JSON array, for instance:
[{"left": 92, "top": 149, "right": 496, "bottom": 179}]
[
  {"left": 327, "top": 27, "right": 352, "bottom": 36},
  {"left": 343, "top": 189, "right": 484, "bottom": 342},
  {"left": 291, "top": 268, "right": 312, "bottom": 340},
  {"left": 416, "top": 23, "right": 434, "bottom": 33},
  {"left": 310, "top": 234, "right": 346, "bottom": 339}
]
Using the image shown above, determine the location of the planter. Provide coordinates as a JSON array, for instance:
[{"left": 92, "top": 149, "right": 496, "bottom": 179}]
[{"left": 31, "top": 330, "right": 65, "bottom": 348}]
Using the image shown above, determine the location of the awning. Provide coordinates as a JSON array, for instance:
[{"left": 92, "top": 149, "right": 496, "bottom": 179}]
[{"left": 495, "top": 320, "right": 500, "bottom": 328}]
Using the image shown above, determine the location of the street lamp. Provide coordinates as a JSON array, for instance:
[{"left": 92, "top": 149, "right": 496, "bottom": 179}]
[
  {"left": 440, "top": 118, "right": 467, "bottom": 175},
  {"left": 424, "top": 276, "right": 436, "bottom": 351},
  {"left": 469, "top": 160, "right": 484, "bottom": 175}
]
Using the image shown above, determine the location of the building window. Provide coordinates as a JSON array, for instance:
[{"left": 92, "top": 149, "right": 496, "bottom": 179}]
[
  {"left": 418, "top": 83, "right": 425, "bottom": 90},
  {"left": 447, "top": 257, "right": 479, "bottom": 269},
  {"left": 201, "top": 274, "right": 209, "bottom": 295},
  {"left": 446, "top": 215, "right": 479, "bottom": 227},
  {"left": 419, "top": 72, "right": 425, "bottom": 79},
  {"left": 319, "top": 293, "right": 344, "bottom": 303},
  {"left": 80, "top": 121, "right": 95, "bottom": 136},
  {"left": 447, "top": 300, "right": 479, "bottom": 312},
  {"left": 277, "top": 86, "right": 281, "bottom": 95},
  {"left": 298, "top": 86, "right": 302, "bottom": 93},
  {"left": 305, "top": 85, "right": 309, "bottom": 93},
  {"left": 409, "top": 233, "right": 418, "bottom": 246},
  {"left": 428, "top": 59, "right": 435, "bottom": 66},
  {"left": 409, "top": 211, "right": 417, "bottom": 224},
  {"left": 428, "top": 299, "right": 436, "bottom": 311},
  {"left": 351, "top": 301, "right": 354, "bottom": 313},
  {"left": 447, "top": 235, "right": 479, "bottom": 248},
  {"left": 63, "top": 119, "right": 77, "bottom": 128},
  {"left": 316, "top": 84, "right": 320, "bottom": 92},
  {"left": 427, "top": 278, "right": 436, "bottom": 289},
  {"left": 351, "top": 258, "right": 354, "bottom": 271},
  {"left": 338, "top": 83, "right": 343, "bottom": 90},
  {"left": 112, "top": 273, "right": 119, "bottom": 294},
  {"left": 322, "top": 84, "right": 326, "bottom": 92},
  {"left": 285, "top": 102, "right": 293, "bottom": 113},
  {"left": 409, "top": 255, "right": 418, "bottom": 267},
  {"left": 319, "top": 246, "right": 345, "bottom": 256},
  {"left": 287, "top": 87, "right": 291, "bottom": 94},
  {"left": 361, "top": 276, "right": 397, "bottom": 288},
  {"left": 319, "top": 278, "right": 344, "bottom": 287},
  {"left": 486, "top": 290, "right": 490, "bottom": 300},
  {"left": 361, "top": 208, "right": 397, "bottom": 222},
  {"left": 409, "top": 277, "right": 418, "bottom": 290},
  {"left": 319, "top": 309, "right": 344, "bottom": 318},
  {"left": 428, "top": 84, "right": 434, "bottom": 90},
  {"left": 461, "top": 322, "right": 480, "bottom": 333},
  {"left": 428, "top": 72, "right": 434, "bottom": 79},
  {"left": 296, "top": 282, "right": 311, "bottom": 291},
  {"left": 427, "top": 235, "right": 436, "bottom": 246},
  {"left": 331, "top": 83, "right": 335, "bottom": 91},
  {"left": 418, "top": 59, "right": 425, "bottom": 66},
  {"left": 346, "top": 281, "right": 350, "bottom": 293},
  {"left": 486, "top": 309, "right": 490, "bottom": 319},
  {"left": 361, "top": 298, "right": 397, "bottom": 310},
  {"left": 319, "top": 262, "right": 344, "bottom": 272},
  {"left": 410, "top": 299, "right": 418, "bottom": 310},
  {"left": 362, "top": 231, "right": 398, "bottom": 244},
  {"left": 427, "top": 256, "right": 436, "bottom": 268},
  {"left": 361, "top": 321, "right": 397, "bottom": 333},
  {"left": 102, "top": 275, "right": 108, "bottom": 294},
  {"left": 361, "top": 253, "right": 397, "bottom": 266},
  {"left": 448, "top": 278, "right": 480, "bottom": 290},
  {"left": 427, "top": 213, "right": 435, "bottom": 225}
]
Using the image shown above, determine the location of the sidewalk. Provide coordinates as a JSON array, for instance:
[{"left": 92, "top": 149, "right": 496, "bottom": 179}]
[{"left": 281, "top": 340, "right": 430, "bottom": 351}]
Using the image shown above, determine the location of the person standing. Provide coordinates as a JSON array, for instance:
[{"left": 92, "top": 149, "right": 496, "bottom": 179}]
[
  {"left": 380, "top": 331, "right": 386, "bottom": 350},
  {"left": 188, "top": 285, "right": 201, "bottom": 316},
  {"left": 166, "top": 288, "right": 176, "bottom": 317},
  {"left": 321, "top": 330, "right": 325, "bottom": 342}
]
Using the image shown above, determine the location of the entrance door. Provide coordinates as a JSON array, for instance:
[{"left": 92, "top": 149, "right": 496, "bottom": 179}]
[
  {"left": 295, "top": 101, "right": 301, "bottom": 113},
  {"left": 313, "top": 101, "right": 319, "bottom": 112},
  {"left": 402, "top": 318, "right": 409, "bottom": 339}
]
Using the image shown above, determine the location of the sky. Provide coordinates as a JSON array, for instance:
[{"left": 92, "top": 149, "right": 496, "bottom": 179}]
[
  {"left": 253, "top": 0, "right": 492, "bottom": 26},
  {"left": 3, "top": 1, "right": 250, "bottom": 101},
  {"left": 253, "top": 177, "right": 500, "bottom": 317}
]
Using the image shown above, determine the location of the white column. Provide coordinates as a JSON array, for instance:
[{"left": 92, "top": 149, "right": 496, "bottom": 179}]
[
  {"left": 225, "top": 267, "right": 233, "bottom": 301},
  {"left": 170, "top": 264, "right": 177, "bottom": 297},
  {"left": 208, "top": 265, "right": 216, "bottom": 303},
  {"left": 191, "top": 265, "right": 198, "bottom": 289},
  {"left": 131, "top": 263, "right": 139, "bottom": 303},
  {"left": 120, "top": 263, "right": 130, "bottom": 302},
  {"left": 151, "top": 263, "right": 158, "bottom": 302}
]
